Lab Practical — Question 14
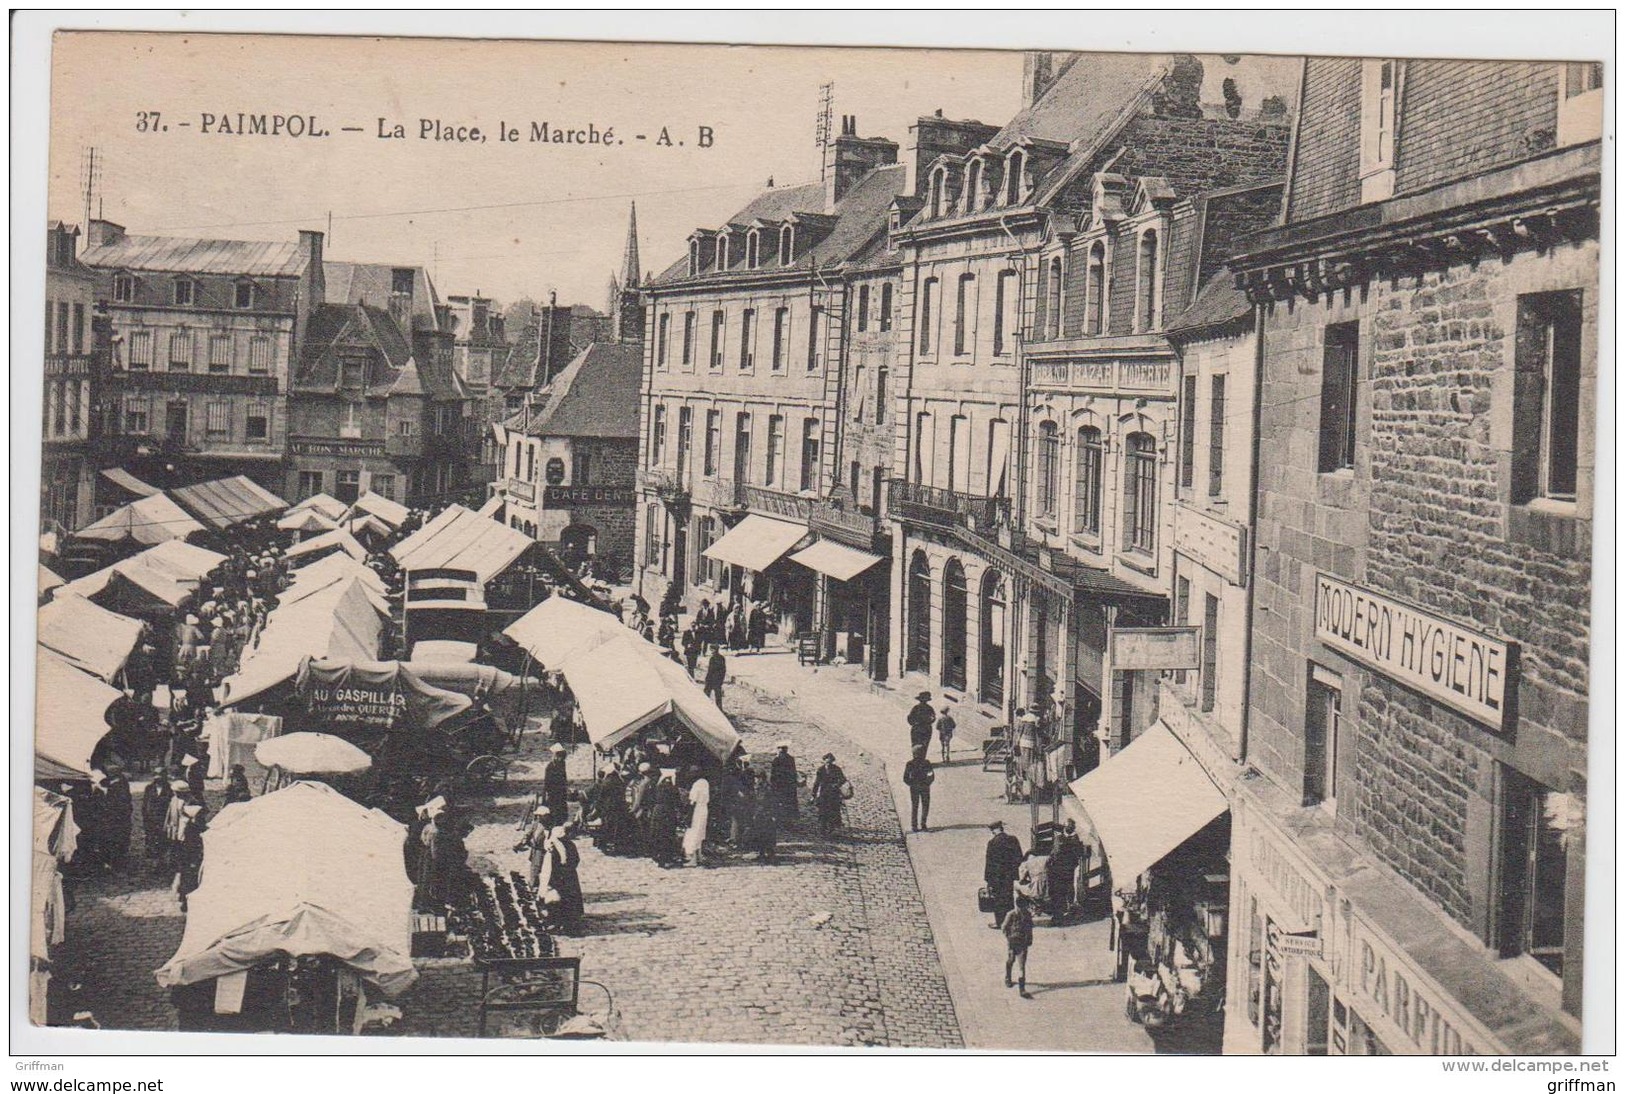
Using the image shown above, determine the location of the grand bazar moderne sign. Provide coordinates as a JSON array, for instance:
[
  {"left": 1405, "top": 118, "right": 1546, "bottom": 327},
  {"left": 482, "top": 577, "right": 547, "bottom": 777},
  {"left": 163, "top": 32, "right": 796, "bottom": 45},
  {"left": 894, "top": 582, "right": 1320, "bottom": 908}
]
[{"left": 1313, "top": 573, "right": 1516, "bottom": 733}]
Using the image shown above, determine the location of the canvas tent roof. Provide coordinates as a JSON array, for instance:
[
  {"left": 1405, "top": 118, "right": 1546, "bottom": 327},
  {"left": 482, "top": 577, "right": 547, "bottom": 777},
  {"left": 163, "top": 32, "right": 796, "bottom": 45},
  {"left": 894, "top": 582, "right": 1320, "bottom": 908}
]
[
  {"left": 100, "top": 467, "right": 161, "bottom": 498},
  {"left": 286, "top": 493, "right": 348, "bottom": 521},
  {"left": 276, "top": 508, "right": 340, "bottom": 535},
  {"left": 34, "top": 647, "right": 120, "bottom": 781},
  {"left": 75, "top": 493, "right": 204, "bottom": 546},
  {"left": 285, "top": 527, "right": 368, "bottom": 565},
  {"left": 154, "top": 780, "right": 416, "bottom": 996},
  {"left": 343, "top": 491, "right": 409, "bottom": 529},
  {"left": 390, "top": 504, "right": 531, "bottom": 583},
  {"left": 169, "top": 475, "right": 288, "bottom": 530},
  {"left": 64, "top": 540, "right": 228, "bottom": 610},
  {"left": 279, "top": 565, "right": 392, "bottom": 617},
  {"left": 282, "top": 550, "right": 387, "bottom": 598},
  {"left": 38, "top": 564, "right": 65, "bottom": 597},
  {"left": 293, "top": 658, "right": 473, "bottom": 741},
  {"left": 220, "top": 579, "right": 383, "bottom": 708},
  {"left": 503, "top": 595, "right": 629, "bottom": 669},
  {"left": 37, "top": 594, "right": 144, "bottom": 683},
  {"left": 562, "top": 633, "right": 742, "bottom": 761}
]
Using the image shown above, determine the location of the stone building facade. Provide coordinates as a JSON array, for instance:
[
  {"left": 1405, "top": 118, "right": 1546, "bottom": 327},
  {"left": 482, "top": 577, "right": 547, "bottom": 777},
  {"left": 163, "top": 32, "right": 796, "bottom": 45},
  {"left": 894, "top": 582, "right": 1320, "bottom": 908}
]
[
  {"left": 1224, "top": 57, "right": 1598, "bottom": 1055},
  {"left": 42, "top": 222, "right": 107, "bottom": 531},
  {"left": 636, "top": 124, "right": 901, "bottom": 651},
  {"left": 81, "top": 219, "right": 314, "bottom": 493}
]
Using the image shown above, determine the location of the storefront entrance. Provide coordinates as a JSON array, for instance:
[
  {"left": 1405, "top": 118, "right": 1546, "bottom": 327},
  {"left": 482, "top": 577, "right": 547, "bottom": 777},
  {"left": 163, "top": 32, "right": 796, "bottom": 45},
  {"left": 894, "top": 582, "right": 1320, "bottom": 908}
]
[{"left": 942, "top": 558, "right": 967, "bottom": 691}]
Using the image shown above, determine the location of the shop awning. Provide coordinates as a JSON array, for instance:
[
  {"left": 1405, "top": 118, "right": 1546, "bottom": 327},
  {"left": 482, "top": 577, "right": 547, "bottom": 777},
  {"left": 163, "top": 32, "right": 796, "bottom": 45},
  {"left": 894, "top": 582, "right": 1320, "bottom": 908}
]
[
  {"left": 790, "top": 539, "right": 885, "bottom": 582},
  {"left": 155, "top": 781, "right": 416, "bottom": 996},
  {"left": 1068, "top": 721, "right": 1227, "bottom": 887},
  {"left": 702, "top": 514, "right": 809, "bottom": 572},
  {"left": 100, "top": 467, "right": 161, "bottom": 498},
  {"left": 37, "top": 594, "right": 144, "bottom": 683},
  {"left": 170, "top": 475, "right": 288, "bottom": 530}
]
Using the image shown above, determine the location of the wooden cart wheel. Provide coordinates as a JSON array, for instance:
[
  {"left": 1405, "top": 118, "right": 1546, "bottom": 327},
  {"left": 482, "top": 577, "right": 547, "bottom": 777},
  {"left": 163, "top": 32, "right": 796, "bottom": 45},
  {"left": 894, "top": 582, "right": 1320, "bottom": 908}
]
[{"left": 466, "top": 754, "right": 509, "bottom": 786}]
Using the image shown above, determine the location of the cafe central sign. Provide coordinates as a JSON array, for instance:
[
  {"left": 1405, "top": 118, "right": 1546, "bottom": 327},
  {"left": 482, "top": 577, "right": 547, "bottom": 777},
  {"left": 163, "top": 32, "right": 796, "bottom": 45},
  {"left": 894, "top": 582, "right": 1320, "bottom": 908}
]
[{"left": 1313, "top": 573, "right": 1515, "bottom": 732}]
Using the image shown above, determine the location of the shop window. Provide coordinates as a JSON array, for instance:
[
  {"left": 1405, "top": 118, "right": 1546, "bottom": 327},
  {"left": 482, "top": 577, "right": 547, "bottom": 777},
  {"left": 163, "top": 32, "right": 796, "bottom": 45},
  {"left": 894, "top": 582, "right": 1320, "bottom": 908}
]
[
  {"left": 1305, "top": 967, "right": 1332, "bottom": 1056},
  {"left": 1318, "top": 322, "right": 1359, "bottom": 473},
  {"left": 297, "top": 471, "right": 324, "bottom": 499},
  {"left": 1303, "top": 664, "right": 1342, "bottom": 808},
  {"left": 980, "top": 569, "right": 1007, "bottom": 705},
  {"left": 371, "top": 474, "right": 395, "bottom": 501},
  {"left": 1497, "top": 768, "right": 1574, "bottom": 979},
  {"left": 1512, "top": 290, "right": 1583, "bottom": 505},
  {"left": 906, "top": 551, "right": 931, "bottom": 673}
]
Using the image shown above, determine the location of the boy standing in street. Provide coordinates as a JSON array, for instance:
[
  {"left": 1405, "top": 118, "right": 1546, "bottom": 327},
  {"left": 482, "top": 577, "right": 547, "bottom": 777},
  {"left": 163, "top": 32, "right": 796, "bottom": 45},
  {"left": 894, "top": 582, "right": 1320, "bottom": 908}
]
[
  {"left": 1002, "top": 894, "right": 1035, "bottom": 998},
  {"left": 902, "top": 745, "right": 935, "bottom": 832}
]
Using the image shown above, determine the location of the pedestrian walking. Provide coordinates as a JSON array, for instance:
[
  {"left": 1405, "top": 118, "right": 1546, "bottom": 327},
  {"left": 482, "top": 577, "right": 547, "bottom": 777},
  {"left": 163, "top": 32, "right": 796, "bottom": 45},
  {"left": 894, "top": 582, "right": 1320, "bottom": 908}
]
[
  {"left": 538, "top": 826, "right": 584, "bottom": 935},
  {"left": 627, "top": 761, "right": 655, "bottom": 856},
  {"left": 703, "top": 646, "right": 727, "bottom": 709},
  {"left": 983, "top": 820, "right": 1024, "bottom": 929},
  {"left": 683, "top": 769, "right": 711, "bottom": 867},
  {"left": 514, "top": 805, "right": 554, "bottom": 888},
  {"left": 748, "top": 775, "right": 778, "bottom": 863},
  {"left": 810, "top": 753, "right": 850, "bottom": 836},
  {"left": 902, "top": 746, "right": 935, "bottom": 832},
  {"left": 541, "top": 741, "right": 570, "bottom": 821},
  {"left": 908, "top": 691, "right": 936, "bottom": 753},
  {"left": 1002, "top": 895, "right": 1035, "bottom": 998},
  {"left": 936, "top": 703, "right": 957, "bottom": 764},
  {"left": 769, "top": 741, "right": 799, "bottom": 819},
  {"left": 141, "top": 777, "right": 172, "bottom": 874}
]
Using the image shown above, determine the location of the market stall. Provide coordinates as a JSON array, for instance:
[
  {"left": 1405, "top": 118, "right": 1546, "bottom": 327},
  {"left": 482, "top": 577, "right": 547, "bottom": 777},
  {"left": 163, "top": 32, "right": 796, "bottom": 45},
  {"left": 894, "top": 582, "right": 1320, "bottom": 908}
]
[
  {"left": 154, "top": 780, "right": 416, "bottom": 1033},
  {"left": 503, "top": 595, "right": 628, "bottom": 670},
  {"left": 75, "top": 492, "right": 206, "bottom": 547},
  {"left": 561, "top": 633, "right": 741, "bottom": 762},
  {"left": 36, "top": 594, "right": 144, "bottom": 685},
  {"left": 218, "top": 577, "right": 384, "bottom": 709},
  {"left": 63, "top": 540, "right": 228, "bottom": 618},
  {"left": 276, "top": 508, "right": 341, "bottom": 537},
  {"left": 284, "top": 527, "right": 369, "bottom": 567},
  {"left": 286, "top": 492, "right": 348, "bottom": 522},
  {"left": 342, "top": 490, "right": 409, "bottom": 530},
  {"left": 38, "top": 564, "right": 66, "bottom": 601},
  {"left": 33, "top": 647, "right": 120, "bottom": 781},
  {"left": 169, "top": 475, "right": 288, "bottom": 531}
]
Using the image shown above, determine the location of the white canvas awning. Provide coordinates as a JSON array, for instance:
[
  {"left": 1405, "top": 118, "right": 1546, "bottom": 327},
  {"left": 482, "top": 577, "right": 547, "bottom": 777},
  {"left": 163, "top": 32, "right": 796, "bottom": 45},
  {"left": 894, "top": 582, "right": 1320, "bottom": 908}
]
[
  {"left": 220, "top": 578, "right": 383, "bottom": 708},
  {"left": 790, "top": 539, "right": 886, "bottom": 582},
  {"left": 342, "top": 491, "right": 409, "bottom": 529},
  {"left": 503, "top": 595, "right": 630, "bottom": 668},
  {"left": 284, "top": 527, "right": 368, "bottom": 565},
  {"left": 34, "top": 647, "right": 120, "bottom": 781},
  {"left": 75, "top": 493, "right": 204, "bottom": 546},
  {"left": 170, "top": 475, "right": 288, "bottom": 530},
  {"left": 276, "top": 508, "right": 340, "bottom": 535},
  {"left": 100, "top": 467, "right": 161, "bottom": 498},
  {"left": 701, "top": 514, "right": 809, "bottom": 572},
  {"left": 63, "top": 540, "right": 229, "bottom": 613},
  {"left": 1068, "top": 721, "right": 1227, "bottom": 888},
  {"left": 38, "top": 564, "right": 66, "bottom": 598},
  {"left": 561, "top": 633, "right": 742, "bottom": 761},
  {"left": 286, "top": 492, "right": 348, "bottom": 521},
  {"left": 390, "top": 504, "right": 531, "bottom": 584},
  {"left": 37, "top": 594, "right": 144, "bottom": 683},
  {"left": 155, "top": 781, "right": 415, "bottom": 995}
]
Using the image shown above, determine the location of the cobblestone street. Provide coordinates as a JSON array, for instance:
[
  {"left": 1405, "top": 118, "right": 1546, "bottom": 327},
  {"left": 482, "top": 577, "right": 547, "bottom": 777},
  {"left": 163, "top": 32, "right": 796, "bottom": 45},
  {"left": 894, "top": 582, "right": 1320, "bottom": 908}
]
[{"left": 52, "top": 676, "right": 961, "bottom": 1048}]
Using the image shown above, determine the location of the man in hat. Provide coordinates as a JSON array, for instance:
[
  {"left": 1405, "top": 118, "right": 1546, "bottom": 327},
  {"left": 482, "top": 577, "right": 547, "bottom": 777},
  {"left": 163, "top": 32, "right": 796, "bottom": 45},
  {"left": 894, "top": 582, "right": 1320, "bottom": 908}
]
[
  {"left": 703, "top": 645, "right": 727, "bottom": 709},
  {"left": 810, "top": 753, "right": 848, "bottom": 837},
  {"left": 984, "top": 819, "right": 1025, "bottom": 929},
  {"left": 908, "top": 691, "right": 936, "bottom": 753},
  {"left": 542, "top": 742, "right": 570, "bottom": 821},
  {"left": 769, "top": 742, "right": 798, "bottom": 819},
  {"left": 902, "top": 745, "right": 935, "bottom": 833}
]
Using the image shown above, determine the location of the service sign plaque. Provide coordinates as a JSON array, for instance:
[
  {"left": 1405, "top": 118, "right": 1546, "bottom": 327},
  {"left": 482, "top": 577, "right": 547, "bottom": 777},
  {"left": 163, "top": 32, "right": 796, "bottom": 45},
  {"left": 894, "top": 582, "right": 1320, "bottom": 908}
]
[{"left": 1313, "top": 573, "right": 1516, "bottom": 733}]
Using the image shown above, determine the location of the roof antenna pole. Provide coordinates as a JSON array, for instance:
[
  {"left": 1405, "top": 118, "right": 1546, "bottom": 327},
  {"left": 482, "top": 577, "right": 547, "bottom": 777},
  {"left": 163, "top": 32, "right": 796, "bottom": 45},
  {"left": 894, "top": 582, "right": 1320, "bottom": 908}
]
[
  {"left": 815, "top": 82, "right": 834, "bottom": 180},
  {"left": 326, "top": 210, "right": 333, "bottom": 248}
]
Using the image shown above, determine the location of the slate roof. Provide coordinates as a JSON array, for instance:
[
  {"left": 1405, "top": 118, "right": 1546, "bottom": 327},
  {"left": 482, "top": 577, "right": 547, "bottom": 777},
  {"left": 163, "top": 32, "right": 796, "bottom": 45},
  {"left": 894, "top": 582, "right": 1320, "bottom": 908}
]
[
  {"left": 652, "top": 165, "right": 907, "bottom": 286},
  {"left": 1165, "top": 273, "right": 1253, "bottom": 340},
  {"left": 297, "top": 302, "right": 463, "bottom": 399},
  {"left": 324, "top": 261, "right": 444, "bottom": 331},
  {"left": 80, "top": 235, "right": 305, "bottom": 277},
  {"left": 501, "top": 343, "right": 641, "bottom": 440}
]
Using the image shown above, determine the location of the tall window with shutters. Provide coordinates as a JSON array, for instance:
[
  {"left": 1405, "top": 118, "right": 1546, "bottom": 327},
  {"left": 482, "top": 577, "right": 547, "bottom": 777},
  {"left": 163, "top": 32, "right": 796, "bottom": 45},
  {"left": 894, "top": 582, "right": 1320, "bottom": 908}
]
[
  {"left": 127, "top": 330, "right": 153, "bottom": 370},
  {"left": 800, "top": 418, "right": 820, "bottom": 492},
  {"left": 766, "top": 415, "right": 784, "bottom": 486},
  {"left": 1512, "top": 291, "right": 1583, "bottom": 505},
  {"left": 739, "top": 308, "right": 756, "bottom": 370},
  {"left": 704, "top": 410, "right": 720, "bottom": 477},
  {"left": 248, "top": 335, "right": 271, "bottom": 374},
  {"left": 209, "top": 334, "right": 233, "bottom": 373},
  {"left": 168, "top": 330, "right": 194, "bottom": 371}
]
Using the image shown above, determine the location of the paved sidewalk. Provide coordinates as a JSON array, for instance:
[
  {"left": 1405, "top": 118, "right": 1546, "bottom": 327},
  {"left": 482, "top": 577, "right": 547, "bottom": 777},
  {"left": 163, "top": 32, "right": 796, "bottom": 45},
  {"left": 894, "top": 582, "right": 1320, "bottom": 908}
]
[{"left": 728, "top": 651, "right": 1155, "bottom": 1053}]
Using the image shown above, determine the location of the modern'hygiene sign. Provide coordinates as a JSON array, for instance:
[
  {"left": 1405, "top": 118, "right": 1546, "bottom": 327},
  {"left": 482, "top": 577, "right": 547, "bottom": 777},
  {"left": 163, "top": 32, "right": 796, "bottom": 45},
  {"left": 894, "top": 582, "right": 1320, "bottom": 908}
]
[{"left": 1313, "top": 574, "right": 1515, "bottom": 732}]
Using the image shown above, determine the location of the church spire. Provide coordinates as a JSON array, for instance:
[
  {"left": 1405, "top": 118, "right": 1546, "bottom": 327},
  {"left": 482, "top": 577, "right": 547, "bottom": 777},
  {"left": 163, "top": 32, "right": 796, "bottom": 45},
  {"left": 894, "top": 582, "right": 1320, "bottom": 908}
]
[{"left": 619, "top": 201, "right": 641, "bottom": 288}]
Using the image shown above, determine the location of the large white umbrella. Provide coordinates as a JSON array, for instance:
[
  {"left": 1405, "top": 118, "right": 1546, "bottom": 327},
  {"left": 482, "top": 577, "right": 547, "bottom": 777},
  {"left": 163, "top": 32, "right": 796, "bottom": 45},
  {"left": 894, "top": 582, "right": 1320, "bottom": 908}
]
[{"left": 255, "top": 732, "right": 372, "bottom": 775}]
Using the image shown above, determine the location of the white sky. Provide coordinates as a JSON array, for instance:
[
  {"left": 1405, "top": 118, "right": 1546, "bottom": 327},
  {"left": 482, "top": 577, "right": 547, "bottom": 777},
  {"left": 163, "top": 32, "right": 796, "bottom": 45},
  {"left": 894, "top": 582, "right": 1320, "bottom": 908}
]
[{"left": 48, "top": 33, "right": 1024, "bottom": 308}]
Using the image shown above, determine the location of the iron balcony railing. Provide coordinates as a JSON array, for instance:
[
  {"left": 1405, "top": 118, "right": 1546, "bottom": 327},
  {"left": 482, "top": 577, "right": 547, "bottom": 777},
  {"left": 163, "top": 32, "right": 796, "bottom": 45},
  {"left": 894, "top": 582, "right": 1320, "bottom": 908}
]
[
  {"left": 740, "top": 484, "right": 813, "bottom": 522},
  {"left": 887, "top": 478, "right": 1010, "bottom": 533},
  {"left": 809, "top": 498, "right": 881, "bottom": 546}
]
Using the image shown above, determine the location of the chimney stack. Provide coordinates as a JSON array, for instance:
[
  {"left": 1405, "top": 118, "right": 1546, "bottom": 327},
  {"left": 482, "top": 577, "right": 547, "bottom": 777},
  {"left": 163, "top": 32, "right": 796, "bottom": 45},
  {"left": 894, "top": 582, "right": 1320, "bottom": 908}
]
[
  {"left": 86, "top": 219, "right": 125, "bottom": 250},
  {"left": 822, "top": 115, "right": 898, "bottom": 211}
]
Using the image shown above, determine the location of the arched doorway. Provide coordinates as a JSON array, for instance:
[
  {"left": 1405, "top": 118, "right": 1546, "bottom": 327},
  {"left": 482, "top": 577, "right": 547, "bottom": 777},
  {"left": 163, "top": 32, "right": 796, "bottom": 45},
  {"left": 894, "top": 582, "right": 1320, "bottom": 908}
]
[
  {"left": 980, "top": 569, "right": 1007, "bottom": 705},
  {"left": 559, "top": 523, "right": 598, "bottom": 568},
  {"left": 906, "top": 550, "right": 931, "bottom": 673},
  {"left": 942, "top": 558, "right": 968, "bottom": 691}
]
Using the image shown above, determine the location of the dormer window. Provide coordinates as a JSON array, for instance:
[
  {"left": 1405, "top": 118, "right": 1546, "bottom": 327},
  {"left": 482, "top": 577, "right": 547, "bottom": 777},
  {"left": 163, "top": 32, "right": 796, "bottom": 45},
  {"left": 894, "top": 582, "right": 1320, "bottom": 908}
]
[
  {"left": 234, "top": 280, "right": 255, "bottom": 309},
  {"left": 1005, "top": 150, "right": 1026, "bottom": 205},
  {"left": 929, "top": 167, "right": 948, "bottom": 219},
  {"left": 1359, "top": 60, "right": 1399, "bottom": 203},
  {"left": 1135, "top": 228, "right": 1161, "bottom": 332},
  {"left": 173, "top": 278, "right": 196, "bottom": 307},
  {"left": 746, "top": 229, "right": 761, "bottom": 269},
  {"left": 964, "top": 160, "right": 983, "bottom": 215},
  {"left": 1084, "top": 241, "right": 1107, "bottom": 336},
  {"left": 112, "top": 273, "right": 134, "bottom": 303},
  {"left": 715, "top": 234, "right": 729, "bottom": 269},
  {"left": 779, "top": 225, "right": 794, "bottom": 265},
  {"left": 688, "top": 239, "right": 701, "bottom": 276},
  {"left": 1558, "top": 61, "right": 1603, "bottom": 146}
]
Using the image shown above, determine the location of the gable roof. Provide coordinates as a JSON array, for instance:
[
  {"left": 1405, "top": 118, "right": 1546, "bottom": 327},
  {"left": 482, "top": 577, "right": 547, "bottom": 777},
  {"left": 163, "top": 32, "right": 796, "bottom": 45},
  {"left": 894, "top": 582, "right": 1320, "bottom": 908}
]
[
  {"left": 503, "top": 343, "right": 642, "bottom": 440},
  {"left": 80, "top": 234, "right": 305, "bottom": 278},
  {"left": 653, "top": 165, "right": 908, "bottom": 286},
  {"left": 297, "top": 302, "right": 462, "bottom": 399}
]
